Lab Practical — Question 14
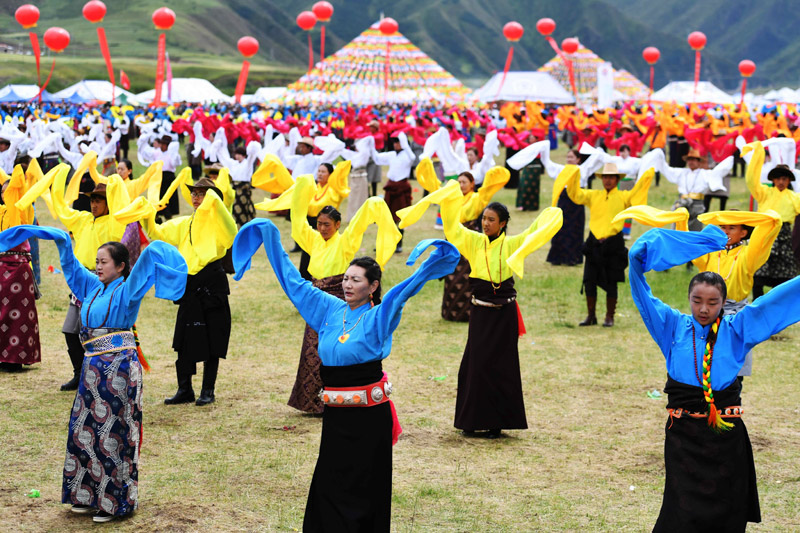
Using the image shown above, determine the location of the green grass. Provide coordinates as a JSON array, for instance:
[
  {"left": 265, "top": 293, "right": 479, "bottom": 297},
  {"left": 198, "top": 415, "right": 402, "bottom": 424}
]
[{"left": 1, "top": 148, "right": 799, "bottom": 531}]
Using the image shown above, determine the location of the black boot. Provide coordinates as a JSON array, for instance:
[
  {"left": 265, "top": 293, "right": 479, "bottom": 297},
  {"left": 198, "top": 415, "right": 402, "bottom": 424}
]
[
  {"left": 579, "top": 296, "right": 598, "bottom": 326},
  {"left": 165, "top": 364, "right": 195, "bottom": 405},
  {"left": 0, "top": 363, "right": 23, "bottom": 372},
  {"left": 196, "top": 357, "right": 218, "bottom": 406},
  {"left": 61, "top": 333, "right": 85, "bottom": 391},
  {"left": 395, "top": 229, "right": 404, "bottom": 254},
  {"left": 603, "top": 297, "right": 617, "bottom": 328}
]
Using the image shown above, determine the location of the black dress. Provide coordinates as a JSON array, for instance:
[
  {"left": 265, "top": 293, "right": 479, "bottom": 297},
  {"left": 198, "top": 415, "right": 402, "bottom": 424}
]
[{"left": 547, "top": 190, "right": 584, "bottom": 266}]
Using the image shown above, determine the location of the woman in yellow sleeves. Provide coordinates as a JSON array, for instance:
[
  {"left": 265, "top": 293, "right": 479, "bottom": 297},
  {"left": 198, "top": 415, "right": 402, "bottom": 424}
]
[
  {"left": 397, "top": 160, "right": 510, "bottom": 322},
  {"left": 114, "top": 177, "right": 237, "bottom": 407},
  {"left": 435, "top": 174, "right": 564, "bottom": 437},
  {"left": 742, "top": 141, "right": 800, "bottom": 297},
  {"left": 287, "top": 174, "right": 401, "bottom": 413}
]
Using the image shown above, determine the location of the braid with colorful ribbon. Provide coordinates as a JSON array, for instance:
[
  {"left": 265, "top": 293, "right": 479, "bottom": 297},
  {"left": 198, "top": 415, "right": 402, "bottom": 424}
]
[
  {"left": 700, "top": 317, "right": 734, "bottom": 432},
  {"left": 132, "top": 324, "right": 151, "bottom": 372}
]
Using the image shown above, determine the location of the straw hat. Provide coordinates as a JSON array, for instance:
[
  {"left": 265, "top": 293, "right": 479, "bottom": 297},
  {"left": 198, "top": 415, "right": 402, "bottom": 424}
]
[
  {"left": 298, "top": 136, "right": 315, "bottom": 148},
  {"left": 596, "top": 162, "right": 622, "bottom": 177},
  {"left": 203, "top": 163, "right": 223, "bottom": 176},
  {"left": 683, "top": 148, "right": 703, "bottom": 161}
]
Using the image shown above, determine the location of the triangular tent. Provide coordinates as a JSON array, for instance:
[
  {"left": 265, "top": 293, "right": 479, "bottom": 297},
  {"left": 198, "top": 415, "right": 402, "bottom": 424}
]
[
  {"left": 538, "top": 44, "right": 648, "bottom": 101},
  {"left": 53, "top": 80, "right": 137, "bottom": 104},
  {"left": 285, "top": 21, "right": 469, "bottom": 104},
  {"left": 650, "top": 81, "right": 734, "bottom": 105}
]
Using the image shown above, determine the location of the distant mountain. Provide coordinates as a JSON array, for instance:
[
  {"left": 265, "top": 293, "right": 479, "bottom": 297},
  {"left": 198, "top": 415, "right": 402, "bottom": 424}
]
[{"left": 0, "top": 0, "right": 794, "bottom": 92}]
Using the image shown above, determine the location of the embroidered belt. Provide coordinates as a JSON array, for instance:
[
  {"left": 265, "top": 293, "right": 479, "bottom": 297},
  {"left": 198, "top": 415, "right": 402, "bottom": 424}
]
[
  {"left": 471, "top": 295, "right": 516, "bottom": 308},
  {"left": 0, "top": 251, "right": 31, "bottom": 258},
  {"left": 680, "top": 193, "right": 705, "bottom": 200},
  {"left": 82, "top": 331, "right": 136, "bottom": 357},
  {"left": 668, "top": 406, "right": 743, "bottom": 421},
  {"left": 319, "top": 380, "right": 393, "bottom": 407}
]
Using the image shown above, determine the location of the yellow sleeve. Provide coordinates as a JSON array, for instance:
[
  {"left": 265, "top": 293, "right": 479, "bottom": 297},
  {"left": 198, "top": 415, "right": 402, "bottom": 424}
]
[
  {"left": 465, "top": 166, "right": 510, "bottom": 222},
  {"left": 217, "top": 168, "right": 236, "bottom": 211},
  {"left": 697, "top": 209, "right": 782, "bottom": 275},
  {"left": 190, "top": 193, "right": 238, "bottom": 264},
  {"left": 128, "top": 160, "right": 163, "bottom": 203},
  {"left": 19, "top": 159, "right": 55, "bottom": 219},
  {"left": 441, "top": 189, "right": 479, "bottom": 261},
  {"left": 622, "top": 168, "right": 655, "bottom": 207},
  {"left": 551, "top": 164, "right": 581, "bottom": 207},
  {"left": 563, "top": 165, "right": 590, "bottom": 205},
  {"left": 506, "top": 207, "right": 564, "bottom": 278},
  {"left": 51, "top": 162, "right": 87, "bottom": 232},
  {"left": 64, "top": 151, "right": 103, "bottom": 206},
  {"left": 0, "top": 166, "right": 27, "bottom": 228},
  {"left": 252, "top": 154, "right": 294, "bottom": 194},
  {"left": 328, "top": 160, "right": 351, "bottom": 201},
  {"left": 612, "top": 205, "right": 690, "bottom": 232},
  {"left": 742, "top": 142, "right": 768, "bottom": 204},
  {"left": 415, "top": 157, "right": 441, "bottom": 193},
  {"left": 255, "top": 183, "right": 295, "bottom": 212},
  {"left": 165, "top": 167, "right": 194, "bottom": 210},
  {"left": 291, "top": 175, "right": 320, "bottom": 253},
  {"left": 396, "top": 179, "right": 462, "bottom": 229},
  {"left": 341, "top": 197, "right": 401, "bottom": 269}
]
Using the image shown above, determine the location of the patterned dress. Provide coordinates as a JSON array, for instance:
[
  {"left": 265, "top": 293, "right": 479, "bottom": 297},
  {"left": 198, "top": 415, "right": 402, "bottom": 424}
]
[{"left": 0, "top": 242, "right": 40, "bottom": 365}]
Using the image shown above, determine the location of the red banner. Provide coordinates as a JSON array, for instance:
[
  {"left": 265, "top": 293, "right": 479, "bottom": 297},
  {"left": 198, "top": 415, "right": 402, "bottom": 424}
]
[
  {"left": 740, "top": 78, "right": 747, "bottom": 106},
  {"left": 307, "top": 33, "right": 313, "bottom": 73},
  {"left": 234, "top": 60, "right": 250, "bottom": 104},
  {"left": 649, "top": 65, "right": 654, "bottom": 104},
  {"left": 120, "top": 69, "right": 130, "bottom": 90},
  {"left": 29, "top": 32, "right": 41, "bottom": 89},
  {"left": 495, "top": 46, "right": 514, "bottom": 98},
  {"left": 153, "top": 33, "right": 166, "bottom": 106},
  {"left": 96, "top": 27, "right": 116, "bottom": 103},
  {"left": 320, "top": 25, "right": 326, "bottom": 60},
  {"left": 693, "top": 50, "right": 701, "bottom": 102}
]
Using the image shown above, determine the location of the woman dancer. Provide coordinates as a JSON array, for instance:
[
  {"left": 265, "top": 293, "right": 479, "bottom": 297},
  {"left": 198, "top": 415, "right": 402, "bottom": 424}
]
[
  {"left": 629, "top": 225, "right": 800, "bottom": 531},
  {"left": 287, "top": 174, "right": 400, "bottom": 413},
  {"left": 0, "top": 224, "right": 186, "bottom": 523},
  {"left": 232, "top": 218, "right": 459, "bottom": 532}
]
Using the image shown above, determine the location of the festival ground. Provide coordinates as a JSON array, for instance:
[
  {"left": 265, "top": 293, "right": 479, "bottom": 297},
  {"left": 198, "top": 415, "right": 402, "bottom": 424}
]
[{"left": 1, "top": 149, "right": 798, "bottom": 532}]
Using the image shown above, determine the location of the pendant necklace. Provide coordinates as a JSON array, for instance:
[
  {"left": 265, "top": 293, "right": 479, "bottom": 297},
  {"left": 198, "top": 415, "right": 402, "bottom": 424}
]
[{"left": 339, "top": 307, "right": 367, "bottom": 343}]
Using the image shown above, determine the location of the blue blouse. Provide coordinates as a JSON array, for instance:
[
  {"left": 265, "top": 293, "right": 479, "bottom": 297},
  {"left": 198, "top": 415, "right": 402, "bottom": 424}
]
[
  {"left": 630, "top": 226, "right": 800, "bottom": 390},
  {"left": 0, "top": 225, "right": 188, "bottom": 329},
  {"left": 233, "top": 219, "right": 459, "bottom": 366}
]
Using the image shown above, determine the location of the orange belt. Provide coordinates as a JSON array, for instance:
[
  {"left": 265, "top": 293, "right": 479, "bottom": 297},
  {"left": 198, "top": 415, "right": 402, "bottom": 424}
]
[{"left": 319, "top": 380, "right": 393, "bottom": 407}]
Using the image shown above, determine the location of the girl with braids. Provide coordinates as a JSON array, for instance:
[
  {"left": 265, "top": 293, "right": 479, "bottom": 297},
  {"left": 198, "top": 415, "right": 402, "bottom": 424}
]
[
  {"left": 437, "top": 177, "right": 565, "bottom": 437},
  {"left": 286, "top": 174, "right": 400, "bottom": 413},
  {"left": 0, "top": 225, "right": 187, "bottom": 523},
  {"left": 629, "top": 225, "right": 800, "bottom": 531},
  {"left": 232, "top": 217, "right": 459, "bottom": 532}
]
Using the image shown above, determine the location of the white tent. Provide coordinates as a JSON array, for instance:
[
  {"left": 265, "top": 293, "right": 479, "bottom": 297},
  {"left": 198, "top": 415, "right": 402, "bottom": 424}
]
[
  {"left": 52, "top": 80, "right": 138, "bottom": 104},
  {"left": 0, "top": 84, "right": 56, "bottom": 101},
  {"left": 136, "top": 78, "right": 230, "bottom": 104},
  {"left": 762, "top": 87, "right": 800, "bottom": 103},
  {"left": 243, "top": 87, "right": 287, "bottom": 104},
  {"left": 473, "top": 71, "right": 575, "bottom": 104},
  {"left": 650, "top": 81, "right": 734, "bottom": 105}
]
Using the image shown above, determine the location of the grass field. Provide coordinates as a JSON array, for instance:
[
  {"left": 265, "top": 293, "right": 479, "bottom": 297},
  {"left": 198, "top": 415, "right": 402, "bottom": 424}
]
[{"left": 1, "top": 149, "right": 799, "bottom": 532}]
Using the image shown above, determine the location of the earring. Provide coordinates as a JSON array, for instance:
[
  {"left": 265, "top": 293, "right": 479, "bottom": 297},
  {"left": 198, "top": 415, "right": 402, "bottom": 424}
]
[{"left": 369, "top": 292, "right": 374, "bottom": 308}]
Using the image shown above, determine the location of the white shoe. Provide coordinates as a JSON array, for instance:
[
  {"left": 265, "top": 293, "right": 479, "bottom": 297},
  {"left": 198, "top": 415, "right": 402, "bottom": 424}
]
[
  {"left": 93, "top": 511, "right": 115, "bottom": 523},
  {"left": 434, "top": 223, "right": 443, "bottom": 230},
  {"left": 71, "top": 504, "right": 93, "bottom": 514}
]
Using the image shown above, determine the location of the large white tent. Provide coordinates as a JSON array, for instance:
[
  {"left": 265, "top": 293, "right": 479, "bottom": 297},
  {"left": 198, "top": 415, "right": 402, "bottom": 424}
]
[
  {"left": 650, "top": 81, "right": 734, "bottom": 105},
  {"left": 243, "top": 87, "right": 287, "bottom": 105},
  {"left": 53, "top": 80, "right": 138, "bottom": 104},
  {"left": 136, "top": 78, "right": 230, "bottom": 104},
  {"left": 0, "top": 84, "right": 55, "bottom": 102},
  {"left": 473, "top": 71, "right": 575, "bottom": 104}
]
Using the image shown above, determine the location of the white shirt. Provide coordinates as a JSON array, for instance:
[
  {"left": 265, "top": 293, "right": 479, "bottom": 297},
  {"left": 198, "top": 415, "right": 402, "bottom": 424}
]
[
  {"left": 371, "top": 132, "right": 415, "bottom": 182},
  {"left": 653, "top": 149, "right": 731, "bottom": 194}
]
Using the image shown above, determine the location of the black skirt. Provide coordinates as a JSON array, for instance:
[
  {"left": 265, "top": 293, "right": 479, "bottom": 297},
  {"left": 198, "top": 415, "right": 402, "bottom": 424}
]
[
  {"left": 454, "top": 278, "right": 527, "bottom": 431},
  {"left": 547, "top": 190, "right": 584, "bottom": 266},
  {"left": 654, "top": 376, "right": 760, "bottom": 532},
  {"left": 304, "top": 361, "right": 392, "bottom": 533},
  {"left": 158, "top": 171, "right": 180, "bottom": 217},
  {"left": 582, "top": 231, "right": 628, "bottom": 291}
]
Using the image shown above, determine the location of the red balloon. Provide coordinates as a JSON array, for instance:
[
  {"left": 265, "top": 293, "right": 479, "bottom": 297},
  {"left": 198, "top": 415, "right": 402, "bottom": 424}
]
[
  {"left": 152, "top": 7, "right": 176, "bottom": 31},
  {"left": 503, "top": 21, "right": 524, "bottom": 42},
  {"left": 561, "top": 37, "right": 579, "bottom": 55},
  {"left": 82, "top": 0, "right": 106, "bottom": 23},
  {"left": 15, "top": 4, "right": 40, "bottom": 29},
  {"left": 642, "top": 46, "right": 660, "bottom": 65},
  {"left": 536, "top": 17, "right": 555, "bottom": 36},
  {"left": 739, "top": 59, "right": 756, "bottom": 77},
  {"left": 238, "top": 36, "right": 259, "bottom": 58},
  {"left": 43, "top": 27, "right": 70, "bottom": 53},
  {"left": 379, "top": 17, "right": 398, "bottom": 35},
  {"left": 312, "top": 1, "right": 333, "bottom": 22},
  {"left": 296, "top": 11, "right": 317, "bottom": 31},
  {"left": 687, "top": 31, "right": 706, "bottom": 51}
]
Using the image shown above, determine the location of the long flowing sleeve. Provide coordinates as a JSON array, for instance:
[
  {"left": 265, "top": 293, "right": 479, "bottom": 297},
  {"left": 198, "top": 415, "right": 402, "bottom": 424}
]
[
  {"left": 612, "top": 205, "right": 690, "bottom": 232},
  {"left": 373, "top": 239, "right": 459, "bottom": 339},
  {"left": 629, "top": 226, "right": 727, "bottom": 355},
  {"left": 251, "top": 154, "right": 295, "bottom": 194},
  {"left": 730, "top": 275, "right": 800, "bottom": 353},
  {"left": 505, "top": 207, "right": 564, "bottom": 278},
  {"left": 742, "top": 142, "right": 768, "bottom": 204},
  {"left": 397, "top": 179, "right": 462, "bottom": 230},
  {"left": 341, "top": 197, "right": 402, "bottom": 269},
  {"left": 621, "top": 167, "right": 655, "bottom": 207},
  {"left": 122, "top": 240, "right": 188, "bottom": 302},
  {"left": 232, "top": 218, "right": 340, "bottom": 332},
  {"left": 290, "top": 175, "right": 320, "bottom": 253}
]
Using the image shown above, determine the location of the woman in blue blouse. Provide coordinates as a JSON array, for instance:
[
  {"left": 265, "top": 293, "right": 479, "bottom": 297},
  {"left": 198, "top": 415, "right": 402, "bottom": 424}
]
[
  {"left": 233, "top": 218, "right": 458, "bottom": 533},
  {"left": 629, "top": 225, "right": 800, "bottom": 532},
  {"left": 0, "top": 225, "right": 187, "bottom": 523}
]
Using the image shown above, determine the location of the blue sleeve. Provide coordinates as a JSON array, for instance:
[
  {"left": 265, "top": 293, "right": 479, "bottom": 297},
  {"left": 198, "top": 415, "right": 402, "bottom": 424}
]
[
  {"left": 730, "top": 275, "right": 800, "bottom": 352},
  {"left": 628, "top": 226, "right": 727, "bottom": 355},
  {"left": 122, "top": 240, "right": 188, "bottom": 304},
  {"left": 232, "top": 218, "right": 339, "bottom": 332},
  {"left": 0, "top": 225, "right": 98, "bottom": 300},
  {"left": 374, "top": 239, "right": 459, "bottom": 339}
]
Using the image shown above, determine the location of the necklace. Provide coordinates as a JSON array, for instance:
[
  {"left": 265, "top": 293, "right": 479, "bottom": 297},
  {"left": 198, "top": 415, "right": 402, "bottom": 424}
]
[
  {"left": 716, "top": 245, "right": 743, "bottom": 281},
  {"left": 85, "top": 282, "right": 122, "bottom": 329},
  {"left": 690, "top": 322, "right": 706, "bottom": 387},
  {"left": 483, "top": 237, "right": 504, "bottom": 293},
  {"left": 339, "top": 307, "right": 367, "bottom": 343},
  {"left": 313, "top": 183, "right": 330, "bottom": 202}
]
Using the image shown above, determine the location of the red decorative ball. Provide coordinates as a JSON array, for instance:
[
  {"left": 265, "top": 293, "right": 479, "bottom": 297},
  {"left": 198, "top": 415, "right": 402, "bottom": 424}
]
[
  {"left": 43, "top": 27, "right": 70, "bottom": 53},
  {"left": 642, "top": 46, "right": 660, "bottom": 65},
  {"left": 503, "top": 21, "right": 524, "bottom": 42},
  {"left": 297, "top": 11, "right": 317, "bottom": 31},
  {"left": 688, "top": 31, "right": 706, "bottom": 51},
  {"left": 152, "top": 7, "right": 176, "bottom": 31},
  {"left": 15, "top": 4, "right": 40, "bottom": 29},
  {"left": 561, "top": 37, "right": 579, "bottom": 55},
  {"left": 238, "top": 36, "right": 259, "bottom": 58},
  {"left": 312, "top": 1, "right": 333, "bottom": 23},
  {"left": 738, "top": 59, "right": 756, "bottom": 77},
  {"left": 82, "top": 0, "right": 106, "bottom": 23},
  {"left": 379, "top": 17, "right": 398, "bottom": 35},
  {"left": 536, "top": 17, "right": 555, "bottom": 36}
]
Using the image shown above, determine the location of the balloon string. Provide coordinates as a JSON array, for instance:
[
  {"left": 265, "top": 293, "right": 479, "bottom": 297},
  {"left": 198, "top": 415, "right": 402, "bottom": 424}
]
[
  {"left": 693, "top": 50, "right": 701, "bottom": 102},
  {"left": 234, "top": 60, "right": 250, "bottom": 104},
  {"left": 29, "top": 32, "right": 41, "bottom": 90},
  {"left": 307, "top": 32, "right": 313, "bottom": 74},
  {"left": 321, "top": 25, "right": 326, "bottom": 60},
  {"left": 35, "top": 59, "right": 56, "bottom": 102},
  {"left": 495, "top": 46, "right": 514, "bottom": 98},
  {"left": 97, "top": 27, "right": 116, "bottom": 103},
  {"left": 649, "top": 65, "right": 654, "bottom": 104},
  {"left": 740, "top": 78, "right": 747, "bottom": 106},
  {"left": 153, "top": 33, "right": 166, "bottom": 106}
]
